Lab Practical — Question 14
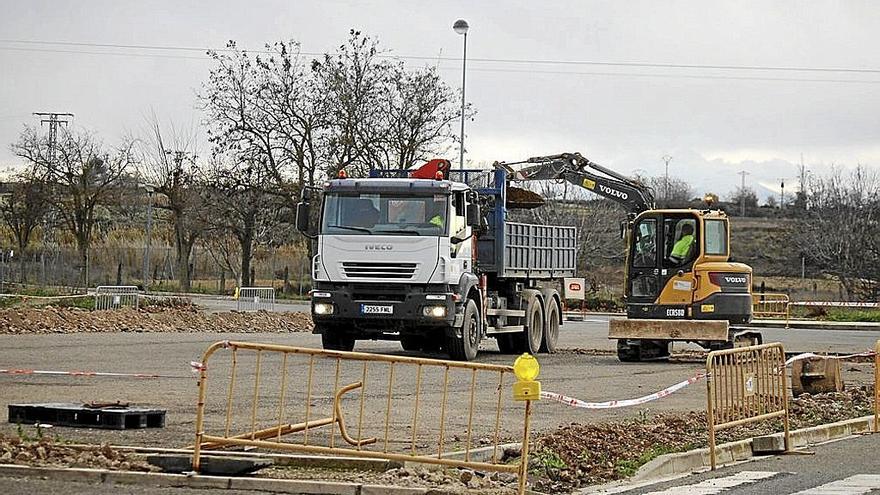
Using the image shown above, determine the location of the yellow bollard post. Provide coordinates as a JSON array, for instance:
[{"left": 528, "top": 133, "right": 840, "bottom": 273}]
[{"left": 513, "top": 354, "right": 541, "bottom": 495}]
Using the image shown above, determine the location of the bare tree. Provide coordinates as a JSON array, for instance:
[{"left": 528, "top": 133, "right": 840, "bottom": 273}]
[
  {"left": 794, "top": 166, "right": 880, "bottom": 300},
  {"left": 0, "top": 171, "right": 48, "bottom": 282},
  {"left": 370, "top": 63, "right": 466, "bottom": 169},
  {"left": 204, "top": 158, "right": 291, "bottom": 286},
  {"left": 311, "top": 30, "right": 390, "bottom": 178},
  {"left": 637, "top": 174, "right": 692, "bottom": 207},
  {"left": 203, "top": 32, "right": 474, "bottom": 190},
  {"left": 201, "top": 40, "right": 318, "bottom": 201},
  {"left": 12, "top": 126, "right": 133, "bottom": 286},
  {"left": 137, "top": 119, "right": 208, "bottom": 292}
]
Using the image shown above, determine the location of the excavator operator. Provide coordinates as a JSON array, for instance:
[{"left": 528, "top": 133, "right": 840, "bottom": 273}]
[{"left": 669, "top": 223, "right": 695, "bottom": 264}]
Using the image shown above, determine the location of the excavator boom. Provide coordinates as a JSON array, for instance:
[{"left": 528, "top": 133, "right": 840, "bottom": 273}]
[{"left": 500, "top": 152, "right": 655, "bottom": 214}]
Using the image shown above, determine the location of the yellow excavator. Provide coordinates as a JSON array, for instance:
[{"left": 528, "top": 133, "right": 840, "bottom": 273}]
[{"left": 500, "top": 152, "right": 761, "bottom": 361}]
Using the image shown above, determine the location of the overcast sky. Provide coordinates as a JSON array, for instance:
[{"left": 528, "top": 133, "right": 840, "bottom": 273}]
[{"left": 1, "top": 0, "right": 878, "bottom": 200}]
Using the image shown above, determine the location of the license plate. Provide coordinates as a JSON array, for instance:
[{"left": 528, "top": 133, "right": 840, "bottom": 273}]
[{"left": 361, "top": 304, "right": 393, "bottom": 315}]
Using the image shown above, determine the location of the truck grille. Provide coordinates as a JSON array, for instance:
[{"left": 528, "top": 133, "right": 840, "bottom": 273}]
[{"left": 341, "top": 262, "right": 417, "bottom": 279}]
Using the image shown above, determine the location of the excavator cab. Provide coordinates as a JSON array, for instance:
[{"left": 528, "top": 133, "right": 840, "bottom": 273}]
[{"left": 624, "top": 209, "right": 752, "bottom": 324}]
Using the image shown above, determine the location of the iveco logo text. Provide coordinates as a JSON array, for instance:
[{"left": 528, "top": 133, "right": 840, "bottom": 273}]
[
  {"left": 725, "top": 276, "right": 747, "bottom": 284},
  {"left": 598, "top": 184, "right": 628, "bottom": 200},
  {"left": 365, "top": 245, "right": 393, "bottom": 251}
]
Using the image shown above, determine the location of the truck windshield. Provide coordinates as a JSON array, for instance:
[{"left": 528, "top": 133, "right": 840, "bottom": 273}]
[{"left": 321, "top": 193, "right": 449, "bottom": 236}]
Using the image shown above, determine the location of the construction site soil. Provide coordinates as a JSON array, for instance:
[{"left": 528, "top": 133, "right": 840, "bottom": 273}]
[
  {"left": 0, "top": 305, "right": 314, "bottom": 335},
  {"left": 531, "top": 388, "right": 875, "bottom": 492},
  {"left": 0, "top": 389, "right": 871, "bottom": 494}
]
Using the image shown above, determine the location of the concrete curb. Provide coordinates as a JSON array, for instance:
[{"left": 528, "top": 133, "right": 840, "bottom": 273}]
[
  {"left": 0, "top": 464, "right": 436, "bottom": 495},
  {"left": 67, "top": 446, "right": 401, "bottom": 472},
  {"left": 633, "top": 414, "right": 875, "bottom": 481},
  {"left": 748, "top": 320, "right": 880, "bottom": 331}
]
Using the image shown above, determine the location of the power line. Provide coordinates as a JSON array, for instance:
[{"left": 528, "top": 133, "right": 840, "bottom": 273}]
[
  {"left": 2, "top": 45, "right": 879, "bottom": 85},
  {"left": 2, "top": 38, "right": 880, "bottom": 75}
]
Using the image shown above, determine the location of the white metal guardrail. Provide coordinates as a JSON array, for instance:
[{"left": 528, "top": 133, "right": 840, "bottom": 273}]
[
  {"left": 236, "top": 287, "right": 276, "bottom": 312},
  {"left": 94, "top": 285, "right": 140, "bottom": 310}
]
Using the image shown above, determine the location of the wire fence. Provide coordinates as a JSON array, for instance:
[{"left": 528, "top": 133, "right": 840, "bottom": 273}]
[{"left": 0, "top": 245, "right": 312, "bottom": 296}]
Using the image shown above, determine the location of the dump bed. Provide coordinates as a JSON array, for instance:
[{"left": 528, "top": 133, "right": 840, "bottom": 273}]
[
  {"left": 370, "top": 167, "right": 578, "bottom": 280},
  {"left": 502, "top": 222, "right": 577, "bottom": 278},
  {"left": 445, "top": 169, "right": 577, "bottom": 280}
]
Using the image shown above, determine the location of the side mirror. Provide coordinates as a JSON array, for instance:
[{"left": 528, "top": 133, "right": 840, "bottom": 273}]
[
  {"left": 295, "top": 201, "right": 310, "bottom": 233},
  {"left": 619, "top": 220, "right": 628, "bottom": 240},
  {"left": 466, "top": 202, "right": 482, "bottom": 228}
]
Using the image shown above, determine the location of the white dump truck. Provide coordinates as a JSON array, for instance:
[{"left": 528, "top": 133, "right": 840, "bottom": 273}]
[{"left": 295, "top": 160, "right": 577, "bottom": 360}]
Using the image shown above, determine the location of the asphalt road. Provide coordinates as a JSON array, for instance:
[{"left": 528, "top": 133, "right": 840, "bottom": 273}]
[
  {"left": 1, "top": 317, "right": 877, "bottom": 452},
  {"left": 603, "top": 434, "right": 880, "bottom": 494}
]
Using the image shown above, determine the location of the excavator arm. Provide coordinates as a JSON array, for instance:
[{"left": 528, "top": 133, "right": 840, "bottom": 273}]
[{"left": 500, "top": 152, "right": 656, "bottom": 214}]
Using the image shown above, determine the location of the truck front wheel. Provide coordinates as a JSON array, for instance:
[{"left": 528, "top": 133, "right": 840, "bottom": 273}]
[
  {"left": 446, "top": 300, "right": 480, "bottom": 361},
  {"left": 320, "top": 326, "right": 355, "bottom": 352}
]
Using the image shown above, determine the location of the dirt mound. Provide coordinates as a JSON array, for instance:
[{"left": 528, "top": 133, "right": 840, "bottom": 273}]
[
  {"left": 0, "top": 306, "right": 314, "bottom": 335},
  {"left": 0, "top": 433, "right": 153, "bottom": 471},
  {"left": 531, "top": 388, "right": 874, "bottom": 492}
]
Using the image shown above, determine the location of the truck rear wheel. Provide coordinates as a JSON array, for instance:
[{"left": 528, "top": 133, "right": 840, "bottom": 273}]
[
  {"left": 320, "top": 326, "right": 355, "bottom": 352},
  {"left": 446, "top": 299, "right": 480, "bottom": 361},
  {"left": 540, "top": 298, "right": 560, "bottom": 353},
  {"left": 510, "top": 297, "right": 544, "bottom": 354}
]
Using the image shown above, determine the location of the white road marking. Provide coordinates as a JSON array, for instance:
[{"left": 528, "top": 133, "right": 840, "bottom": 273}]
[
  {"left": 643, "top": 471, "right": 780, "bottom": 495},
  {"left": 793, "top": 475, "right": 880, "bottom": 495}
]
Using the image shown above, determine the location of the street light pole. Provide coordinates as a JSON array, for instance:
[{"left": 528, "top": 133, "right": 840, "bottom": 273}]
[
  {"left": 143, "top": 185, "right": 154, "bottom": 292},
  {"left": 662, "top": 155, "right": 672, "bottom": 206},
  {"left": 453, "top": 19, "right": 469, "bottom": 171}
]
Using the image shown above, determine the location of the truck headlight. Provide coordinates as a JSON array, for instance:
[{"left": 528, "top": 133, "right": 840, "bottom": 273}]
[
  {"left": 314, "top": 303, "right": 335, "bottom": 315},
  {"left": 422, "top": 306, "right": 447, "bottom": 318}
]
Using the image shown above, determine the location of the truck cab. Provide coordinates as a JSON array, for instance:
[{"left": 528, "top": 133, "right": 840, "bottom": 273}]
[{"left": 306, "top": 176, "right": 479, "bottom": 352}]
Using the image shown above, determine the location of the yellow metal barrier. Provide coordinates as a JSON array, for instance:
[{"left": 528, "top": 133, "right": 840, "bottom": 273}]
[
  {"left": 191, "top": 341, "right": 536, "bottom": 494},
  {"left": 752, "top": 293, "right": 790, "bottom": 328},
  {"left": 706, "top": 342, "right": 790, "bottom": 469}
]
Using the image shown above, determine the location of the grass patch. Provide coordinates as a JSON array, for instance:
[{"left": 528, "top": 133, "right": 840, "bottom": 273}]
[
  {"left": 823, "top": 308, "right": 880, "bottom": 323},
  {"left": 47, "top": 296, "right": 95, "bottom": 310},
  {"left": 0, "top": 296, "right": 22, "bottom": 308},
  {"left": 533, "top": 449, "right": 568, "bottom": 471}
]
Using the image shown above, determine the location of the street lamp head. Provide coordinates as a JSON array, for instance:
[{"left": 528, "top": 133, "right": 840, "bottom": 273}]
[{"left": 453, "top": 19, "right": 469, "bottom": 35}]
